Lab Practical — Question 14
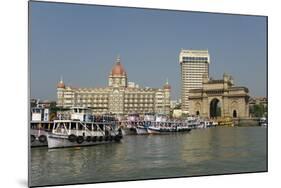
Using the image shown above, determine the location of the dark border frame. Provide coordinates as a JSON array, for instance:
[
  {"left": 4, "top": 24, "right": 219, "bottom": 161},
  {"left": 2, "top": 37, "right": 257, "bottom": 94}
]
[{"left": 28, "top": 1, "right": 268, "bottom": 187}]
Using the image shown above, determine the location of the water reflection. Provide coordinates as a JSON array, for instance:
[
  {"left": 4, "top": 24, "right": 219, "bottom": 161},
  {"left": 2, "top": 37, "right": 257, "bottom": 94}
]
[{"left": 31, "top": 127, "right": 267, "bottom": 187}]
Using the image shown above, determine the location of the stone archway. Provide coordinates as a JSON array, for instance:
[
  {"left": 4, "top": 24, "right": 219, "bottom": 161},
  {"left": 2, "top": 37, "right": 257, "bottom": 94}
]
[
  {"left": 210, "top": 98, "right": 221, "bottom": 118},
  {"left": 188, "top": 74, "right": 249, "bottom": 118},
  {"left": 231, "top": 101, "right": 238, "bottom": 118},
  {"left": 233, "top": 110, "right": 237, "bottom": 118}
]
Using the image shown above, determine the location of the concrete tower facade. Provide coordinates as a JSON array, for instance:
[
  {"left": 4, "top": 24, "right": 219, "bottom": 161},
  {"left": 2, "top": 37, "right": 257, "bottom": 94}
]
[{"left": 179, "top": 49, "right": 210, "bottom": 113}]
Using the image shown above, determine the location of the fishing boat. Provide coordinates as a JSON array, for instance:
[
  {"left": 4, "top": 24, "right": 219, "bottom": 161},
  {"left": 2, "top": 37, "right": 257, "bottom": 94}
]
[{"left": 47, "top": 119, "right": 122, "bottom": 149}]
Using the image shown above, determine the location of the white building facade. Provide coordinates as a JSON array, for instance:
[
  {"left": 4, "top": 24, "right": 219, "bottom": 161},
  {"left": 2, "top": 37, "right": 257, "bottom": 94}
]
[
  {"left": 57, "top": 57, "right": 171, "bottom": 115},
  {"left": 179, "top": 49, "right": 210, "bottom": 113}
]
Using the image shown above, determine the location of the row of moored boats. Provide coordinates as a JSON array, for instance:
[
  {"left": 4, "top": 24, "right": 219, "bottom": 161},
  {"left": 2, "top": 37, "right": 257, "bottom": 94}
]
[{"left": 30, "top": 107, "right": 218, "bottom": 149}]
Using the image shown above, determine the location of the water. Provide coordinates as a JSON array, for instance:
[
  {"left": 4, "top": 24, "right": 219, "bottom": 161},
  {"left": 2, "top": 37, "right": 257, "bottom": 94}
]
[{"left": 30, "top": 127, "right": 267, "bottom": 187}]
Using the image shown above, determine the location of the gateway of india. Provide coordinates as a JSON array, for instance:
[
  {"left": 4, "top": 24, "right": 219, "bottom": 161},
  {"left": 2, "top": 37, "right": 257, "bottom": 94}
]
[
  {"left": 180, "top": 49, "right": 250, "bottom": 118},
  {"left": 56, "top": 56, "right": 171, "bottom": 115}
]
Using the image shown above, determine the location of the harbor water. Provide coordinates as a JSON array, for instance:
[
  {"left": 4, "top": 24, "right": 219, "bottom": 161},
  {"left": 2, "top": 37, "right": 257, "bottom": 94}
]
[{"left": 30, "top": 126, "right": 267, "bottom": 187}]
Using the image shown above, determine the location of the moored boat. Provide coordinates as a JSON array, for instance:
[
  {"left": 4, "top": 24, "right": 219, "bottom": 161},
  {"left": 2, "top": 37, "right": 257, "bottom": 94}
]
[
  {"left": 30, "top": 121, "right": 53, "bottom": 147},
  {"left": 135, "top": 125, "right": 148, "bottom": 135},
  {"left": 47, "top": 120, "right": 122, "bottom": 149}
]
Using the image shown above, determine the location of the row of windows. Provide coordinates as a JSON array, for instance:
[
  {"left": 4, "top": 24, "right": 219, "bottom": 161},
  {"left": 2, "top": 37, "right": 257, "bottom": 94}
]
[
  {"left": 182, "top": 64, "right": 208, "bottom": 68},
  {"left": 182, "top": 64, "right": 208, "bottom": 67},
  {"left": 124, "top": 104, "right": 154, "bottom": 107},
  {"left": 182, "top": 68, "right": 208, "bottom": 71},
  {"left": 76, "top": 99, "right": 108, "bottom": 102},
  {"left": 182, "top": 56, "right": 208, "bottom": 61},
  {"left": 75, "top": 103, "right": 108, "bottom": 107},
  {"left": 76, "top": 95, "right": 108, "bottom": 98},
  {"left": 124, "top": 99, "right": 154, "bottom": 102},
  {"left": 124, "top": 95, "right": 154, "bottom": 98},
  {"left": 125, "top": 107, "right": 154, "bottom": 109}
]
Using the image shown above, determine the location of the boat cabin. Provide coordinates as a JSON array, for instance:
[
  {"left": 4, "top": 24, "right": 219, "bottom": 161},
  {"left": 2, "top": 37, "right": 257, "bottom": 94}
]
[
  {"left": 31, "top": 107, "right": 49, "bottom": 122},
  {"left": 70, "top": 107, "right": 93, "bottom": 122}
]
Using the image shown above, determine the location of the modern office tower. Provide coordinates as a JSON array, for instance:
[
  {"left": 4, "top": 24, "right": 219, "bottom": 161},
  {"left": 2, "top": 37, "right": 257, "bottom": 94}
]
[{"left": 179, "top": 49, "right": 210, "bottom": 113}]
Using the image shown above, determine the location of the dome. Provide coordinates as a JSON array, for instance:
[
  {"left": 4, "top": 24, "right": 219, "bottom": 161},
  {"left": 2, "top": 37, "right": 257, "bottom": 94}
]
[
  {"left": 111, "top": 56, "right": 126, "bottom": 76},
  {"left": 163, "top": 79, "right": 171, "bottom": 90},
  {"left": 164, "top": 84, "right": 171, "bottom": 90},
  {"left": 57, "top": 82, "right": 65, "bottom": 88},
  {"left": 57, "top": 77, "right": 65, "bottom": 88}
]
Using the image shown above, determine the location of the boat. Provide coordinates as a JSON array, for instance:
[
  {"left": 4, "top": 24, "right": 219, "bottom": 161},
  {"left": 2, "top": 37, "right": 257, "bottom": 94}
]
[
  {"left": 135, "top": 121, "right": 149, "bottom": 135},
  {"left": 147, "top": 121, "right": 192, "bottom": 134},
  {"left": 30, "top": 121, "right": 53, "bottom": 147},
  {"left": 259, "top": 117, "right": 267, "bottom": 127},
  {"left": 147, "top": 126, "right": 161, "bottom": 134},
  {"left": 47, "top": 119, "right": 122, "bottom": 149},
  {"left": 197, "top": 120, "right": 217, "bottom": 129},
  {"left": 121, "top": 113, "right": 139, "bottom": 135},
  {"left": 30, "top": 107, "right": 53, "bottom": 147},
  {"left": 217, "top": 116, "right": 234, "bottom": 126}
]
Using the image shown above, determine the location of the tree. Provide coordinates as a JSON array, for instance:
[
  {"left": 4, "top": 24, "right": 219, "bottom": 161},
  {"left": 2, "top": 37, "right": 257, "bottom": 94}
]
[{"left": 250, "top": 104, "right": 265, "bottom": 117}]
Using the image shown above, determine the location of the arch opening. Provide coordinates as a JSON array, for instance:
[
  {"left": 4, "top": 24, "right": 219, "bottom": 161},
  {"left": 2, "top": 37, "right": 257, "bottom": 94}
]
[
  {"left": 210, "top": 98, "right": 221, "bottom": 118},
  {"left": 233, "top": 110, "right": 237, "bottom": 118}
]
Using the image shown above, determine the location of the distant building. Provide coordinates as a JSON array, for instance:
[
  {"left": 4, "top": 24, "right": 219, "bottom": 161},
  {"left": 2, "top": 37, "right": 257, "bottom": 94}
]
[
  {"left": 179, "top": 49, "right": 210, "bottom": 113},
  {"left": 57, "top": 56, "right": 171, "bottom": 115},
  {"left": 249, "top": 97, "right": 267, "bottom": 107}
]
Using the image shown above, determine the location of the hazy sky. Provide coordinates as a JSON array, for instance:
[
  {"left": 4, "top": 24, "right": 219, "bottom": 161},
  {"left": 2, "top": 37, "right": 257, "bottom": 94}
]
[{"left": 30, "top": 1, "right": 267, "bottom": 101}]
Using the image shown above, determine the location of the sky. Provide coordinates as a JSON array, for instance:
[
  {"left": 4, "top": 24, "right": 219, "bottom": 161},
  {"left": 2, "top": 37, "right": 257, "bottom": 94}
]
[{"left": 30, "top": 1, "right": 267, "bottom": 101}]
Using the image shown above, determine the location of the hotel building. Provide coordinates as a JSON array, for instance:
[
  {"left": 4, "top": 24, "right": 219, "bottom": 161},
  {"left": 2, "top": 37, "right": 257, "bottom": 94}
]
[
  {"left": 57, "top": 57, "right": 171, "bottom": 115},
  {"left": 179, "top": 49, "right": 210, "bottom": 113}
]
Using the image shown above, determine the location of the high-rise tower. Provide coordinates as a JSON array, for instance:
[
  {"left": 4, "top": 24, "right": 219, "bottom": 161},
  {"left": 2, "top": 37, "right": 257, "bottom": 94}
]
[{"left": 179, "top": 49, "right": 210, "bottom": 113}]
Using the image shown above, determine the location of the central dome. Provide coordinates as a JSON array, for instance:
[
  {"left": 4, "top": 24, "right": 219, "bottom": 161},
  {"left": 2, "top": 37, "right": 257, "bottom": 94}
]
[{"left": 111, "top": 56, "right": 126, "bottom": 76}]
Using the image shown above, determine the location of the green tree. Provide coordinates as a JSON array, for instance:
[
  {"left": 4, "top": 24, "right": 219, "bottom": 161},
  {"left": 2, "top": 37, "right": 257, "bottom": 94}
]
[{"left": 251, "top": 104, "right": 265, "bottom": 117}]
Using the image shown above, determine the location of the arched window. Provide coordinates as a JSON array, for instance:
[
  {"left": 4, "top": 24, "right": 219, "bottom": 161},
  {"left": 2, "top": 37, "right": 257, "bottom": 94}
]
[{"left": 233, "top": 110, "right": 237, "bottom": 118}]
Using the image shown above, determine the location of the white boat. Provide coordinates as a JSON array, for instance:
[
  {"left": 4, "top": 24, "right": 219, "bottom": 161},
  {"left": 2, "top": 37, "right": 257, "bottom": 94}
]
[
  {"left": 30, "top": 107, "right": 53, "bottom": 147},
  {"left": 147, "top": 121, "right": 192, "bottom": 134},
  {"left": 121, "top": 113, "right": 140, "bottom": 135},
  {"left": 30, "top": 121, "right": 53, "bottom": 147},
  {"left": 147, "top": 126, "right": 161, "bottom": 134},
  {"left": 47, "top": 120, "right": 122, "bottom": 149},
  {"left": 259, "top": 117, "right": 267, "bottom": 127},
  {"left": 135, "top": 125, "right": 148, "bottom": 135}
]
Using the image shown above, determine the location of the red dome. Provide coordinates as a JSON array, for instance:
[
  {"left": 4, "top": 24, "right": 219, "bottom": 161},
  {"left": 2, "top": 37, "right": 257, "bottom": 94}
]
[
  {"left": 111, "top": 57, "right": 126, "bottom": 76},
  {"left": 57, "top": 82, "right": 65, "bottom": 88},
  {"left": 163, "top": 79, "right": 171, "bottom": 90},
  {"left": 57, "top": 80, "right": 65, "bottom": 88},
  {"left": 164, "top": 84, "right": 171, "bottom": 90}
]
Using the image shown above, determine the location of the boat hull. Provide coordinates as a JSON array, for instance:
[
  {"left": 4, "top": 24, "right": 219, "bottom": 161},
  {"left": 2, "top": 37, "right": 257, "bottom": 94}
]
[
  {"left": 147, "top": 127, "right": 161, "bottom": 134},
  {"left": 147, "top": 126, "right": 192, "bottom": 134},
  {"left": 47, "top": 134, "right": 121, "bottom": 149},
  {"left": 30, "top": 129, "right": 49, "bottom": 147},
  {"left": 135, "top": 127, "right": 148, "bottom": 135},
  {"left": 121, "top": 127, "right": 137, "bottom": 135}
]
